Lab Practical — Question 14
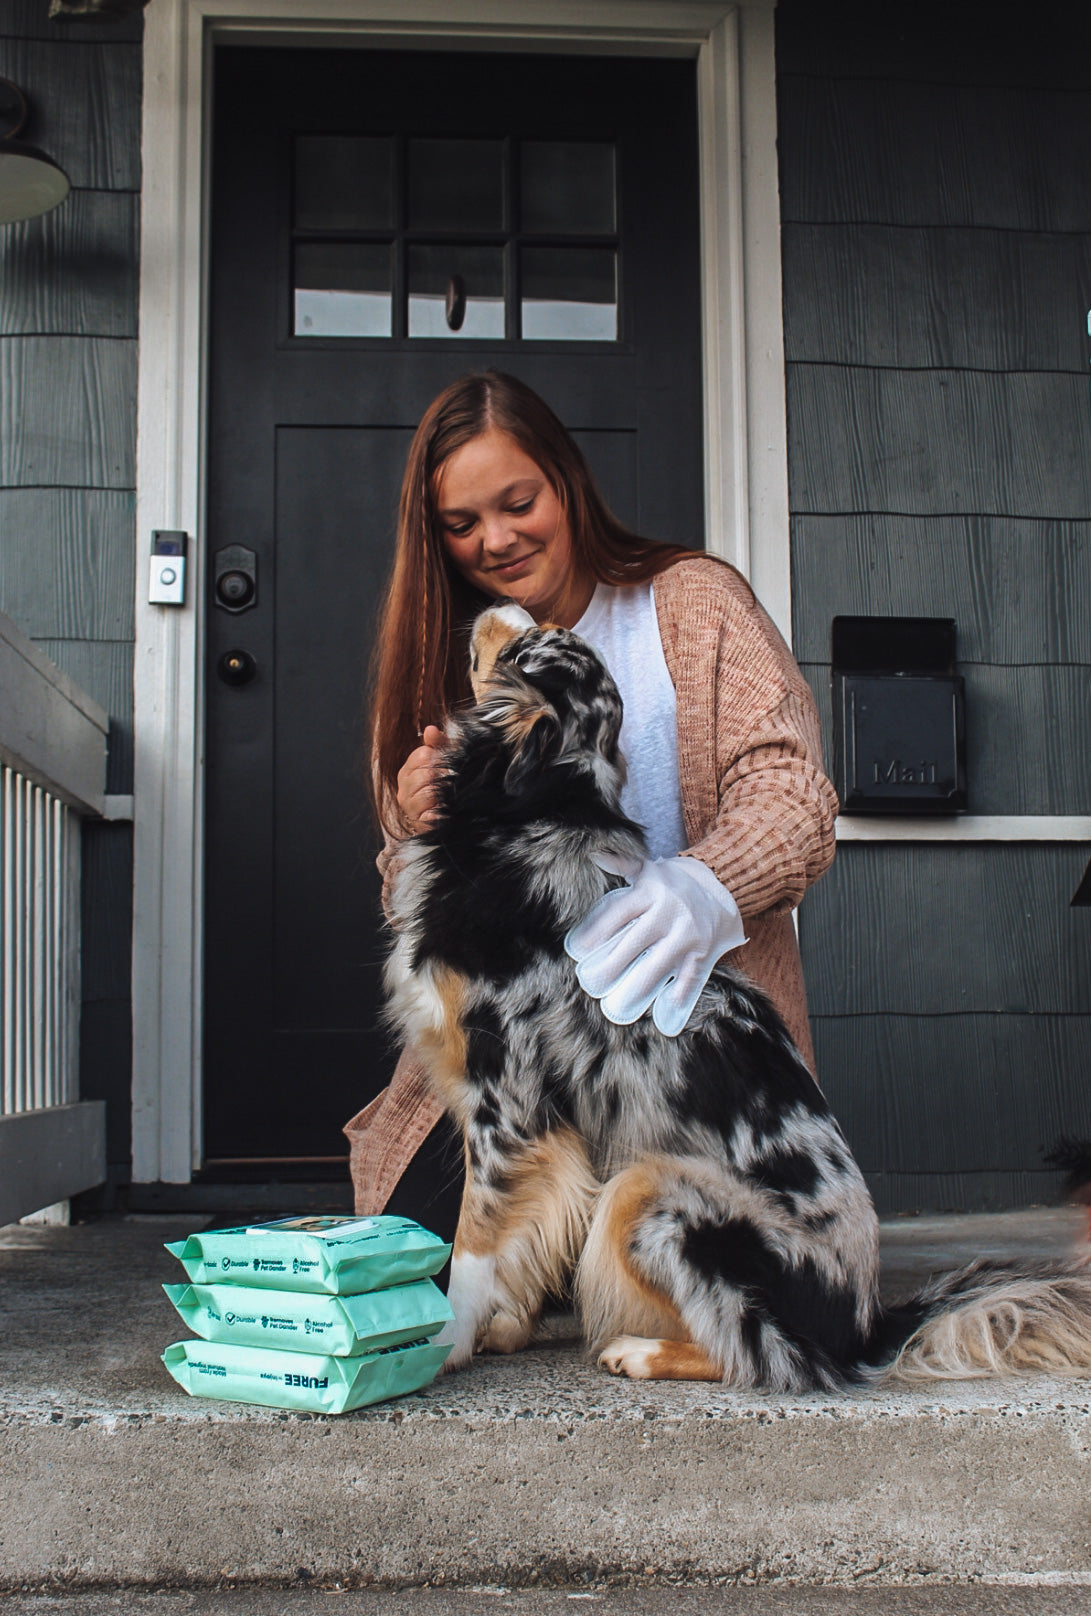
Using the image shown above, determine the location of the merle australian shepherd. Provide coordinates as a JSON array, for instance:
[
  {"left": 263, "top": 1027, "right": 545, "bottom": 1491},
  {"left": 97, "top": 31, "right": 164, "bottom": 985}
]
[{"left": 384, "top": 603, "right": 1091, "bottom": 1390}]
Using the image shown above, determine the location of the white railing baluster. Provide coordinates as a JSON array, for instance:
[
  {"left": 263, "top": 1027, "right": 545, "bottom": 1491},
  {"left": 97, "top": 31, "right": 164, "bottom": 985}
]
[
  {"left": 0, "top": 610, "right": 109, "bottom": 1223},
  {"left": 0, "top": 767, "right": 79, "bottom": 1119}
]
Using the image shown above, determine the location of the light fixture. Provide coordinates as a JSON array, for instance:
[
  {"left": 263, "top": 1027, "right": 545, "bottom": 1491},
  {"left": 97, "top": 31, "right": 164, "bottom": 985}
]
[{"left": 0, "top": 78, "right": 71, "bottom": 225}]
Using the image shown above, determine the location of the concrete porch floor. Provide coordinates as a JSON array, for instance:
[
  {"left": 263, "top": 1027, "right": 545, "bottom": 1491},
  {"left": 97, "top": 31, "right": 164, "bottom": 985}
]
[{"left": 1, "top": 1209, "right": 1089, "bottom": 1592}]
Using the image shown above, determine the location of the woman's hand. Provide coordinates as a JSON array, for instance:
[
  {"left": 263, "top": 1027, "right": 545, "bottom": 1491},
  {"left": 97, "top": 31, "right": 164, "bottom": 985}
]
[
  {"left": 564, "top": 853, "right": 747, "bottom": 1037},
  {"left": 396, "top": 724, "right": 447, "bottom": 833}
]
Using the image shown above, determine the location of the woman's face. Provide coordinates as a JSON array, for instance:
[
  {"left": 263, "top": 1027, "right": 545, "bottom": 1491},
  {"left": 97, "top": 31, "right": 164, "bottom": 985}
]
[{"left": 435, "top": 427, "right": 591, "bottom": 626}]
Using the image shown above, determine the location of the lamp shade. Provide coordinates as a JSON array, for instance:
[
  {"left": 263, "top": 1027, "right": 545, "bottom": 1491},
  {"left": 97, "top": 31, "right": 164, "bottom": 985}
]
[
  {"left": 0, "top": 78, "right": 70, "bottom": 225},
  {"left": 0, "top": 138, "right": 70, "bottom": 224}
]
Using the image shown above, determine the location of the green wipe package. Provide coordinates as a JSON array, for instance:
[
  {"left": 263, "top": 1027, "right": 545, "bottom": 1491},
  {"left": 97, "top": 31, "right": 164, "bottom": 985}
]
[
  {"left": 163, "top": 1276, "right": 452, "bottom": 1356},
  {"left": 162, "top": 1335, "right": 451, "bottom": 1414},
  {"left": 165, "top": 1214, "right": 451, "bottom": 1296}
]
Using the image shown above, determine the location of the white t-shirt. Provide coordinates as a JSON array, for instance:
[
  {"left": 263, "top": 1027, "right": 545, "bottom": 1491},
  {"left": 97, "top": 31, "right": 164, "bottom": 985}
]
[{"left": 573, "top": 581, "right": 688, "bottom": 860}]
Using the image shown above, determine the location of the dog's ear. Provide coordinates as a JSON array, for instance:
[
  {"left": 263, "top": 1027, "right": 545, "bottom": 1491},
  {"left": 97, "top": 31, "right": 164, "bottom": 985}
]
[{"left": 499, "top": 690, "right": 561, "bottom": 796}]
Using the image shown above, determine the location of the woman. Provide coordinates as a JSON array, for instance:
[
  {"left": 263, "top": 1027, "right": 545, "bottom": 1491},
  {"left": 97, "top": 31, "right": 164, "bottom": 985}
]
[{"left": 345, "top": 371, "right": 838, "bottom": 1238}]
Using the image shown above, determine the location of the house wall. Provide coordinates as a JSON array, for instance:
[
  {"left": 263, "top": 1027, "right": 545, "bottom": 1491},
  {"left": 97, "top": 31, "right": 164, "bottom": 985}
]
[
  {"left": 778, "top": 0, "right": 1091, "bottom": 1211},
  {"left": 3, "top": 0, "right": 1087, "bottom": 1213},
  {"left": 0, "top": 0, "right": 141, "bottom": 1199}
]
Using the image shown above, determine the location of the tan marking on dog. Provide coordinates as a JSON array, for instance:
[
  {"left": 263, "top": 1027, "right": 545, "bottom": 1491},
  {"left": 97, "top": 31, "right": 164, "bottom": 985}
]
[
  {"left": 576, "top": 1158, "right": 686, "bottom": 1349},
  {"left": 501, "top": 698, "right": 550, "bottom": 749},
  {"left": 470, "top": 611, "right": 526, "bottom": 698},
  {"left": 453, "top": 1127, "right": 600, "bottom": 1357},
  {"left": 478, "top": 1310, "right": 538, "bottom": 1354},
  {"left": 414, "top": 964, "right": 469, "bottom": 1113},
  {"left": 598, "top": 1335, "right": 723, "bottom": 1381},
  {"left": 451, "top": 1150, "right": 491, "bottom": 1259},
  {"left": 493, "top": 1126, "right": 599, "bottom": 1251}
]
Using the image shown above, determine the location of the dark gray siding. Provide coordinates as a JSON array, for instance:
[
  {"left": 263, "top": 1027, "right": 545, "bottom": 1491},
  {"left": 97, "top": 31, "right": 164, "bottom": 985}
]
[
  {"left": 0, "top": 1, "right": 142, "bottom": 1194},
  {"left": 778, "top": 1, "right": 1091, "bottom": 1212}
]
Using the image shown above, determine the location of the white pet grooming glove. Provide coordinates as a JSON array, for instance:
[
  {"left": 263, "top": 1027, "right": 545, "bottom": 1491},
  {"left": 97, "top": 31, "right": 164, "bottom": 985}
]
[{"left": 564, "top": 853, "right": 747, "bottom": 1037}]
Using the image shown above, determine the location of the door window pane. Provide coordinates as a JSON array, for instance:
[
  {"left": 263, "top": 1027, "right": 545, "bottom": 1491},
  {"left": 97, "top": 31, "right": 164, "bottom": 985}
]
[
  {"left": 521, "top": 246, "right": 617, "bottom": 340},
  {"left": 521, "top": 142, "right": 615, "bottom": 235},
  {"left": 407, "top": 138, "right": 504, "bottom": 231},
  {"left": 294, "top": 242, "right": 393, "bottom": 337},
  {"left": 294, "top": 137, "right": 394, "bottom": 231},
  {"left": 408, "top": 245, "right": 505, "bottom": 338}
]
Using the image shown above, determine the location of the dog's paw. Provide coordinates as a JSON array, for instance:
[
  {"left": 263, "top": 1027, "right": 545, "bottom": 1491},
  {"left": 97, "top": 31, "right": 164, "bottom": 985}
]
[
  {"left": 479, "top": 1310, "right": 536, "bottom": 1355},
  {"left": 438, "top": 1339, "right": 476, "bottom": 1374},
  {"left": 433, "top": 1316, "right": 476, "bottom": 1373},
  {"left": 598, "top": 1335, "right": 661, "bottom": 1379}
]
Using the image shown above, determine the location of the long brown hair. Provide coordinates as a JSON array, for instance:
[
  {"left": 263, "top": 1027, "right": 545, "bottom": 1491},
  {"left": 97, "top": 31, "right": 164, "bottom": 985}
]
[{"left": 369, "top": 370, "right": 696, "bottom": 831}]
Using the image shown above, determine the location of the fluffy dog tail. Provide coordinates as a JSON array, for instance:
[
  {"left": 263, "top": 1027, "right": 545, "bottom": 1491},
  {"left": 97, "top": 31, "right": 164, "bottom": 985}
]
[{"left": 864, "top": 1259, "right": 1091, "bottom": 1382}]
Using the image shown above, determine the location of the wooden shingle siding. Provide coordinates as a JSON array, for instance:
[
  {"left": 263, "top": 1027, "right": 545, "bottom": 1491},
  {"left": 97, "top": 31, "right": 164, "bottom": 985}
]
[
  {"left": 783, "top": 225, "right": 1091, "bottom": 373},
  {"left": 774, "top": 0, "right": 1091, "bottom": 90},
  {"left": 817, "top": 1013, "right": 1091, "bottom": 1211},
  {"left": 0, "top": 338, "right": 136, "bottom": 487},
  {"left": 792, "top": 516, "right": 1091, "bottom": 665},
  {"left": 778, "top": 0, "right": 1091, "bottom": 1210},
  {"left": 787, "top": 368, "right": 1091, "bottom": 517},
  {"left": 818, "top": 1015, "right": 1091, "bottom": 1169},
  {"left": 803, "top": 845, "right": 1091, "bottom": 1015},
  {"left": 0, "top": 192, "right": 139, "bottom": 337},
  {"left": 0, "top": 0, "right": 143, "bottom": 43},
  {"left": 0, "top": 37, "right": 141, "bottom": 190},
  {"left": 779, "top": 77, "right": 1091, "bottom": 233},
  {"left": 0, "top": 489, "right": 134, "bottom": 639},
  {"left": 0, "top": 2, "right": 141, "bottom": 1195},
  {"left": 859, "top": 1172, "right": 1073, "bottom": 1216}
]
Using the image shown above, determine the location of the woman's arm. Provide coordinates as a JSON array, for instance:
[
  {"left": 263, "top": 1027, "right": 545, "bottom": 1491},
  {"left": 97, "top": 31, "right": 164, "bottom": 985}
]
[
  {"left": 682, "top": 683, "right": 838, "bottom": 918},
  {"left": 659, "top": 556, "right": 838, "bottom": 919}
]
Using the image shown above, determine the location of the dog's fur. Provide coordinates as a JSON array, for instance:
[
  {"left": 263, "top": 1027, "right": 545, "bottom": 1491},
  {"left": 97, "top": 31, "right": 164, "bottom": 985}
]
[{"left": 384, "top": 604, "right": 1091, "bottom": 1389}]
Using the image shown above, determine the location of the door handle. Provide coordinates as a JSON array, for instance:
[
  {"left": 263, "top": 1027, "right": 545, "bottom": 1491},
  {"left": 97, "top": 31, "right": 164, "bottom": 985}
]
[
  {"left": 217, "top": 648, "right": 257, "bottom": 686},
  {"left": 445, "top": 274, "right": 466, "bottom": 332}
]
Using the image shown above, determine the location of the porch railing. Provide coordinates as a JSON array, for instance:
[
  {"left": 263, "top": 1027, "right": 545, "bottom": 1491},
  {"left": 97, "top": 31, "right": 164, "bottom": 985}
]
[{"left": 0, "top": 609, "right": 108, "bottom": 1226}]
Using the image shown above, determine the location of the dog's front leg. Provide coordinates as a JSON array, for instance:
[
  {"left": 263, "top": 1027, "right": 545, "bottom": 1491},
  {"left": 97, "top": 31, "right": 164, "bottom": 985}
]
[
  {"left": 436, "top": 1127, "right": 600, "bottom": 1372},
  {"left": 433, "top": 1160, "right": 500, "bottom": 1371},
  {"left": 438, "top": 1253, "right": 499, "bottom": 1370}
]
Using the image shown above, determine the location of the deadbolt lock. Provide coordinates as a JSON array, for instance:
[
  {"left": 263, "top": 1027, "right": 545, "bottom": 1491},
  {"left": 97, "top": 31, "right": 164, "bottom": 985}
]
[{"left": 213, "top": 544, "right": 258, "bottom": 614}]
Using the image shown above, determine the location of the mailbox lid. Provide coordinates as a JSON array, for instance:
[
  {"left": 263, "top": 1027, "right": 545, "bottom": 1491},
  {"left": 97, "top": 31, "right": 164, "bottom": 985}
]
[{"left": 834, "top": 671, "right": 967, "bottom": 814}]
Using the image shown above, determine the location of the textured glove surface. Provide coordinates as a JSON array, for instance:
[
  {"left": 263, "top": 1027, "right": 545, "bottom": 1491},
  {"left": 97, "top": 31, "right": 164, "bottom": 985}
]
[{"left": 564, "top": 853, "right": 747, "bottom": 1037}]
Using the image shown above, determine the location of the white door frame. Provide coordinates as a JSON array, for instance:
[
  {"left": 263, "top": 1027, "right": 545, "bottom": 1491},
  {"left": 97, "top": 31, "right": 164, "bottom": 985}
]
[{"left": 131, "top": 0, "right": 790, "bottom": 1183}]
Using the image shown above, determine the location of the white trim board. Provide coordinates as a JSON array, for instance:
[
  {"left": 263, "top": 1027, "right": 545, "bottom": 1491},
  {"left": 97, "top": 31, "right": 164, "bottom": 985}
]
[
  {"left": 0, "top": 609, "right": 108, "bottom": 818},
  {"left": 132, "top": 0, "right": 786, "bottom": 1184},
  {"left": 836, "top": 816, "right": 1091, "bottom": 844}
]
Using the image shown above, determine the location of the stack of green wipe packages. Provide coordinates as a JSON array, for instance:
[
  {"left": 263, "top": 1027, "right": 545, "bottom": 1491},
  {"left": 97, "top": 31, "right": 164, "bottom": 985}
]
[{"left": 162, "top": 1215, "right": 453, "bottom": 1414}]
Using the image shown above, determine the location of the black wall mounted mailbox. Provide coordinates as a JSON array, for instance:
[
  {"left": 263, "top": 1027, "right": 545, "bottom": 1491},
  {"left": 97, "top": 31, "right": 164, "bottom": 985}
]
[{"left": 832, "top": 616, "right": 967, "bottom": 815}]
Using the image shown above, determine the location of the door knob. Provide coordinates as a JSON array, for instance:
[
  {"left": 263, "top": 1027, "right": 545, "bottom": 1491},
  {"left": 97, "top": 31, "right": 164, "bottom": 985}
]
[{"left": 218, "top": 648, "right": 257, "bottom": 686}]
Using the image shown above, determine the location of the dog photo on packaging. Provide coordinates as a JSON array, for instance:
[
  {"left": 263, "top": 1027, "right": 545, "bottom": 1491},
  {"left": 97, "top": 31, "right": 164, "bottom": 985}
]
[{"left": 384, "top": 603, "right": 1091, "bottom": 1391}]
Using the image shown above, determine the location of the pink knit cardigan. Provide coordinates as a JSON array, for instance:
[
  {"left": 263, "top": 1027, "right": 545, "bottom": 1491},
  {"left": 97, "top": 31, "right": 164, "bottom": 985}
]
[{"left": 344, "top": 555, "right": 839, "bottom": 1215}]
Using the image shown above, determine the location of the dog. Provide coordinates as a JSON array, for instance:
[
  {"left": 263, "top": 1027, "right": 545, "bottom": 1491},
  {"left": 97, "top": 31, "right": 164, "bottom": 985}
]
[{"left": 384, "top": 603, "right": 1091, "bottom": 1390}]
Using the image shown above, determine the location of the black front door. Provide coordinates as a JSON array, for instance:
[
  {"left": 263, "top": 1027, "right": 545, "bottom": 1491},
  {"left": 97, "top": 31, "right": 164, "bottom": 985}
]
[{"left": 203, "top": 45, "right": 703, "bottom": 1168}]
